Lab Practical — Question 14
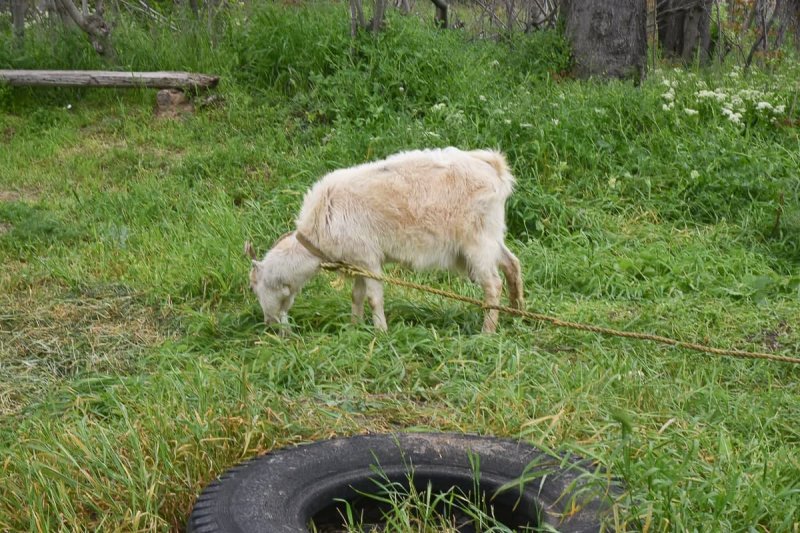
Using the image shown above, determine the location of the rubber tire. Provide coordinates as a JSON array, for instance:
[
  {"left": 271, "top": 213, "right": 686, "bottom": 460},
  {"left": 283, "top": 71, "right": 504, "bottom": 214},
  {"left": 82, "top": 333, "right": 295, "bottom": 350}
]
[{"left": 187, "top": 432, "right": 615, "bottom": 533}]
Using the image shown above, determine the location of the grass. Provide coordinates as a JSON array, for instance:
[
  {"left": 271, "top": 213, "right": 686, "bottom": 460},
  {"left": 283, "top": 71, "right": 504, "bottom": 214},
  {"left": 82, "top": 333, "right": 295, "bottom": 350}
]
[
  {"left": 325, "top": 468, "right": 519, "bottom": 532},
  {"left": 1, "top": 3, "right": 800, "bottom": 531}
]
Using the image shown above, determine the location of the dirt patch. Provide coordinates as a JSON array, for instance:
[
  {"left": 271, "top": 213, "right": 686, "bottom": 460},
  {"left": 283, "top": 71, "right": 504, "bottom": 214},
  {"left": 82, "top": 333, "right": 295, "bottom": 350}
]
[
  {"left": 0, "top": 222, "right": 10, "bottom": 235},
  {"left": 0, "top": 191, "right": 23, "bottom": 202},
  {"left": 0, "top": 285, "right": 173, "bottom": 416},
  {"left": 748, "top": 320, "right": 792, "bottom": 351},
  {"left": 57, "top": 136, "right": 185, "bottom": 165},
  {"left": 0, "top": 189, "right": 39, "bottom": 203}
]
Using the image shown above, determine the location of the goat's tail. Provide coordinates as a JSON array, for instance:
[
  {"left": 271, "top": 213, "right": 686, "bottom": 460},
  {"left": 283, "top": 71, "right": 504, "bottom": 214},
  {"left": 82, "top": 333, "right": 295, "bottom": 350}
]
[{"left": 468, "top": 150, "right": 515, "bottom": 195}]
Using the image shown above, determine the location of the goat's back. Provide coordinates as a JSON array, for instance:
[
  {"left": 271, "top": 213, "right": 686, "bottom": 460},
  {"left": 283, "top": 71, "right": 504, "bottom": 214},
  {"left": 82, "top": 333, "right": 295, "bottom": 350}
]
[{"left": 296, "top": 148, "right": 514, "bottom": 268}]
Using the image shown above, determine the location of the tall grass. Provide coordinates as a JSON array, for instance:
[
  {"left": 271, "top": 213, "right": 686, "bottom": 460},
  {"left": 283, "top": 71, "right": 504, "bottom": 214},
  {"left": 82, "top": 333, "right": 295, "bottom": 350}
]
[{"left": 1, "top": 3, "right": 799, "bottom": 531}]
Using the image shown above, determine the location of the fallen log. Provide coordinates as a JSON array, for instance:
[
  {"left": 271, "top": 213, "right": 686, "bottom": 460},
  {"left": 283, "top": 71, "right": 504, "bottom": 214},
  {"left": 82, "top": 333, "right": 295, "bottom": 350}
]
[{"left": 0, "top": 70, "right": 219, "bottom": 91}]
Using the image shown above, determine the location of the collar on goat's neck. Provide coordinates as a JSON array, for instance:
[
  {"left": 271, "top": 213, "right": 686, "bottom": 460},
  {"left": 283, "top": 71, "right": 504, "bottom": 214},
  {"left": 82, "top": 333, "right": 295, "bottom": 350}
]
[{"left": 295, "top": 231, "right": 329, "bottom": 262}]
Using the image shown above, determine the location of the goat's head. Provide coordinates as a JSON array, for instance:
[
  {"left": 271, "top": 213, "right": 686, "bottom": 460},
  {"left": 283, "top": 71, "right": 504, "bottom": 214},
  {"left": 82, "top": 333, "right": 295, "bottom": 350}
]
[{"left": 245, "top": 239, "right": 297, "bottom": 328}]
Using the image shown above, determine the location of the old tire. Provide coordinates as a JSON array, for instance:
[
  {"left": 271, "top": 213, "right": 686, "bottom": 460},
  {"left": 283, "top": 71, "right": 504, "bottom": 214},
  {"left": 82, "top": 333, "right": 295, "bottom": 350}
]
[{"left": 188, "top": 432, "right": 616, "bottom": 532}]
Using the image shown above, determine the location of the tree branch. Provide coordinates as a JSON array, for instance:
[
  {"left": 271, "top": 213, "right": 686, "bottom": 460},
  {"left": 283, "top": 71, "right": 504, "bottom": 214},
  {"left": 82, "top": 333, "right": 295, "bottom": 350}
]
[{"left": 54, "top": 0, "right": 114, "bottom": 57}]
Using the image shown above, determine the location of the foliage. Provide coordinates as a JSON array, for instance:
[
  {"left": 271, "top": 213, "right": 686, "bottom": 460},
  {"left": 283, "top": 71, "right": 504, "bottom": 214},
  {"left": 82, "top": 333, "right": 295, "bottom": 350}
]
[{"left": 1, "top": 3, "right": 799, "bottom": 532}]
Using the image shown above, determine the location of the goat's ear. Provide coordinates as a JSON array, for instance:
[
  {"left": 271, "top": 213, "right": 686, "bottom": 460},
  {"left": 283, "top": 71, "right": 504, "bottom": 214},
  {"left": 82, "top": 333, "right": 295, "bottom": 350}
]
[{"left": 244, "top": 240, "right": 257, "bottom": 260}]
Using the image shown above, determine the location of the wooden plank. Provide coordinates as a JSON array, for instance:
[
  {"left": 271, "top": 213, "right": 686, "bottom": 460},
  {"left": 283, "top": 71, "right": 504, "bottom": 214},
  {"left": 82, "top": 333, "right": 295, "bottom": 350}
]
[{"left": 0, "top": 70, "right": 220, "bottom": 90}]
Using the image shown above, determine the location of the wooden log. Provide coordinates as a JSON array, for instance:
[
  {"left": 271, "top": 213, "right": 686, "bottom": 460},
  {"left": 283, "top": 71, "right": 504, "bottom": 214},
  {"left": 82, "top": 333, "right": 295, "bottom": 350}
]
[{"left": 0, "top": 70, "right": 220, "bottom": 91}]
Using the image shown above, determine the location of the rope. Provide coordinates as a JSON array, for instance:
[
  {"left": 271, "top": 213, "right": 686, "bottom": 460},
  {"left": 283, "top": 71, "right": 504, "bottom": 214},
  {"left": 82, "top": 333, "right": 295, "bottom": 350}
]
[{"left": 319, "top": 262, "right": 800, "bottom": 366}]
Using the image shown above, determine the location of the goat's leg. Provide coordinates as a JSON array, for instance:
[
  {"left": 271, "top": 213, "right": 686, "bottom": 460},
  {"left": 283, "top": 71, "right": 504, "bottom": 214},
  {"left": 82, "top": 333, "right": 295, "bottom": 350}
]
[
  {"left": 478, "top": 272, "right": 503, "bottom": 333},
  {"left": 365, "top": 278, "right": 388, "bottom": 331},
  {"left": 499, "top": 243, "right": 524, "bottom": 310},
  {"left": 465, "top": 245, "right": 503, "bottom": 333},
  {"left": 352, "top": 276, "right": 366, "bottom": 323}
]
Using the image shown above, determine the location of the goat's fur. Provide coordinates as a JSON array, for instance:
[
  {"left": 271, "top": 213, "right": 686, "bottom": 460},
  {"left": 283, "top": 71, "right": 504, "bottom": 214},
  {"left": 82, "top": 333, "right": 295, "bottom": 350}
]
[{"left": 247, "top": 147, "right": 524, "bottom": 333}]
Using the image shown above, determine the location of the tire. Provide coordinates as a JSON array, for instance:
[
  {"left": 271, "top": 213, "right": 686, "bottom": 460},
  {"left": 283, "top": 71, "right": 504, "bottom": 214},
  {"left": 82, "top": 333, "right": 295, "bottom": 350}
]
[{"left": 188, "top": 432, "right": 617, "bottom": 533}]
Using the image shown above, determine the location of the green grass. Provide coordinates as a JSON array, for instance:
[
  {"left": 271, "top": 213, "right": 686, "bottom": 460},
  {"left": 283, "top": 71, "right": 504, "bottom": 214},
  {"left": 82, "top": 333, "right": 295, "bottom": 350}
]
[{"left": 1, "top": 4, "right": 800, "bottom": 532}]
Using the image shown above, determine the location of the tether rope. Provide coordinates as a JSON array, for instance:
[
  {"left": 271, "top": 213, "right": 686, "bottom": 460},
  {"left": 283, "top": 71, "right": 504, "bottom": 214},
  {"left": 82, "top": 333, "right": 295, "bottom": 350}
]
[{"left": 319, "top": 261, "right": 800, "bottom": 366}]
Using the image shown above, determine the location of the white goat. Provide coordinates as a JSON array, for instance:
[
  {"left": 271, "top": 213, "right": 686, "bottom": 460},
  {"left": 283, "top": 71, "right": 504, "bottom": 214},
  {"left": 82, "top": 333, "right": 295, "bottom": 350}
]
[{"left": 245, "top": 147, "right": 524, "bottom": 333}]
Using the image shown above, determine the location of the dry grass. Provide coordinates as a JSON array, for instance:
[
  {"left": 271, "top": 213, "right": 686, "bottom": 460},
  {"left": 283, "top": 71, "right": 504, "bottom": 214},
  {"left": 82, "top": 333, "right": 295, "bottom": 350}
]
[{"left": 0, "top": 285, "right": 171, "bottom": 416}]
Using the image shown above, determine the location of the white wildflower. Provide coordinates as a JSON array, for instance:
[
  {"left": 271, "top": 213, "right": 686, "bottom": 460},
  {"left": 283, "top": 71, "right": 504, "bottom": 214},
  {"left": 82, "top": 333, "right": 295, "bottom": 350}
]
[
  {"left": 697, "top": 89, "right": 728, "bottom": 102},
  {"left": 756, "top": 101, "right": 773, "bottom": 111},
  {"left": 398, "top": 86, "right": 404, "bottom": 93},
  {"left": 662, "top": 103, "right": 674, "bottom": 111},
  {"left": 690, "top": 170, "right": 700, "bottom": 180},
  {"left": 490, "top": 59, "right": 500, "bottom": 67},
  {"left": 721, "top": 107, "right": 742, "bottom": 125},
  {"left": 479, "top": 95, "right": 486, "bottom": 102},
  {"left": 431, "top": 102, "right": 446, "bottom": 112},
  {"left": 775, "top": 104, "right": 786, "bottom": 114},
  {"left": 738, "top": 89, "right": 765, "bottom": 101},
  {"left": 520, "top": 122, "right": 533, "bottom": 128},
  {"left": 446, "top": 110, "right": 465, "bottom": 124},
  {"left": 504, "top": 119, "right": 512, "bottom": 125},
  {"left": 551, "top": 118, "right": 560, "bottom": 126},
  {"left": 662, "top": 90, "right": 675, "bottom": 102},
  {"left": 684, "top": 108, "right": 698, "bottom": 116}
]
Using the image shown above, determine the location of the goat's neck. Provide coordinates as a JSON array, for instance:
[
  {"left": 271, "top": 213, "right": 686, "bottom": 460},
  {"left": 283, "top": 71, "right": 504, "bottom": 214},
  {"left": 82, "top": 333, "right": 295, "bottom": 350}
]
[{"left": 287, "top": 242, "right": 323, "bottom": 290}]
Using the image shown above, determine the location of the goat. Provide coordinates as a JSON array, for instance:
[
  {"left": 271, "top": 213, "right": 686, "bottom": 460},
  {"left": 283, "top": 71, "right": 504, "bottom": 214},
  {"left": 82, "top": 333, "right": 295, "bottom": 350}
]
[{"left": 245, "top": 147, "right": 524, "bottom": 333}]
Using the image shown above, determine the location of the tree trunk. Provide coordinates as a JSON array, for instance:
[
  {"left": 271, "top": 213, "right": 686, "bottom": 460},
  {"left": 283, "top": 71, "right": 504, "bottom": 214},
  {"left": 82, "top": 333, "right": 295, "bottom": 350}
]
[
  {"left": 562, "top": 0, "right": 647, "bottom": 82},
  {"left": 431, "top": 0, "right": 448, "bottom": 28},
  {"left": 505, "top": 0, "right": 516, "bottom": 32},
  {"left": 770, "top": 0, "right": 800, "bottom": 49},
  {"left": 744, "top": 0, "right": 790, "bottom": 69},
  {"left": 526, "top": 0, "right": 556, "bottom": 30},
  {"left": 793, "top": 0, "right": 800, "bottom": 52},
  {"left": 370, "top": 0, "right": 387, "bottom": 32},
  {"left": 657, "top": 0, "right": 712, "bottom": 64},
  {"left": 12, "top": 0, "right": 26, "bottom": 42},
  {"left": 393, "top": 0, "right": 411, "bottom": 14}
]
